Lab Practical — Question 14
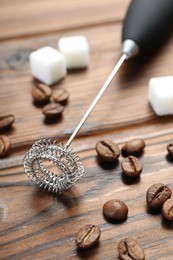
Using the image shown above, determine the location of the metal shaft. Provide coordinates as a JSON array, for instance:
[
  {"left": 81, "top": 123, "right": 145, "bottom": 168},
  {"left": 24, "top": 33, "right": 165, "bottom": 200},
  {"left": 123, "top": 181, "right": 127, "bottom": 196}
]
[{"left": 65, "top": 53, "right": 127, "bottom": 148}]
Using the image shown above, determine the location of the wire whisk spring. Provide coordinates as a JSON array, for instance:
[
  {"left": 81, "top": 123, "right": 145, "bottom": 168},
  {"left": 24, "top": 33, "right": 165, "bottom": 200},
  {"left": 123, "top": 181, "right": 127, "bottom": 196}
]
[{"left": 23, "top": 139, "right": 84, "bottom": 194}]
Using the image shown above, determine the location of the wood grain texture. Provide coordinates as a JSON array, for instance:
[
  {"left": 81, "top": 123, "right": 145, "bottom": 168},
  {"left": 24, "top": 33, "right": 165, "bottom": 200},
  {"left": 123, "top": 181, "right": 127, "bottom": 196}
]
[
  {"left": 1, "top": 0, "right": 173, "bottom": 259},
  {"left": 0, "top": 0, "right": 130, "bottom": 40},
  {"left": 1, "top": 122, "right": 173, "bottom": 259},
  {"left": 0, "top": 24, "right": 172, "bottom": 147}
]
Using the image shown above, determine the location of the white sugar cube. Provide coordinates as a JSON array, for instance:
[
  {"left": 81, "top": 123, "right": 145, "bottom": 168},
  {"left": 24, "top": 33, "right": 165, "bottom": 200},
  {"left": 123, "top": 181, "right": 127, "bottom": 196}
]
[
  {"left": 58, "top": 36, "right": 89, "bottom": 69},
  {"left": 148, "top": 76, "right": 173, "bottom": 116},
  {"left": 29, "top": 46, "right": 66, "bottom": 85}
]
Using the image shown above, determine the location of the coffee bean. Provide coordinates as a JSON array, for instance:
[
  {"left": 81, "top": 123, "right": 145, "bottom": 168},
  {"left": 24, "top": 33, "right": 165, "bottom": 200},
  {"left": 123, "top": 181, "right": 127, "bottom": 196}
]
[
  {"left": 167, "top": 143, "right": 173, "bottom": 156},
  {"left": 0, "top": 135, "right": 11, "bottom": 157},
  {"left": 95, "top": 139, "right": 120, "bottom": 162},
  {"left": 0, "top": 115, "right": 15, "bottom": 130},
  {"left": 121, "top": 156, "right": 142, "bottom": 177},
  {"left": 122, "top": 138, "right": 145, "bottom": 156},
  {"left": 52, "top": 88, "right": 69, "bottom": 104},
  {"left": 146, "top": 183, "right": 172, "bottom": 208},
  {"left": 75, "top": 224, "right": 101, "bottom": 249},
  {"left": 118, "top": 237, "right": 145, "bottom": 260},
  {"left": 162, "top": 198, "right": 173, "bottom": 221},
  {"left": 42, "top": 103, "right": 64, "bottom": 118},
  {"left": 31, "top": 83, "right": 52, "bottom": 103},
  {"left": 103, "top": 199, "right": 128, "bottom": 221}
]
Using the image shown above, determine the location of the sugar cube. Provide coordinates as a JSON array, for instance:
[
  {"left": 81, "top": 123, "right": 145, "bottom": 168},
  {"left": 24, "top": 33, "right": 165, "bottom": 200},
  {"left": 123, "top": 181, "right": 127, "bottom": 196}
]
[
  {"left": 29, "top": 46, "right": 66, "bottom": 85},
  {"left": 148, "top": 76, "right": 173, "bottom": 116},
  {"left": 58, "top": 36, "right": 89, "bottom": 69}
]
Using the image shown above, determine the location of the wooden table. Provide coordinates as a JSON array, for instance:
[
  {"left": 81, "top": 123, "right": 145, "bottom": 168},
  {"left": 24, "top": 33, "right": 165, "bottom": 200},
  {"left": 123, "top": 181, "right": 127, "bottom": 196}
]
[{"left": 1, "top": 0, "right": 173, "bottom": 259}]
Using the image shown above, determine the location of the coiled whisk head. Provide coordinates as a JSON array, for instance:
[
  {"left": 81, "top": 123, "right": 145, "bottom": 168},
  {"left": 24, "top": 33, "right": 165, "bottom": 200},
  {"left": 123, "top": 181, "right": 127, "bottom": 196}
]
[{"left": 23, "top": 139, "right": 84, "bottom": 194}]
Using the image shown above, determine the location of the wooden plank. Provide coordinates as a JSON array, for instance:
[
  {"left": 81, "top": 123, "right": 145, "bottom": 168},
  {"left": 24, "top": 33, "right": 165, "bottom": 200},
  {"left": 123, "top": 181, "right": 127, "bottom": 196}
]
[
  {"left": 1, "top": 0, "right": 173, "bottom": 258},
  {"left": 1, "top": 121, "right": 173, "bottom": 259},
  {"left": 0, "top": 23, "right": 173, "bottom": 148},
  {"left": 0, "top": 0, "right": 130, "bottom": 40}
]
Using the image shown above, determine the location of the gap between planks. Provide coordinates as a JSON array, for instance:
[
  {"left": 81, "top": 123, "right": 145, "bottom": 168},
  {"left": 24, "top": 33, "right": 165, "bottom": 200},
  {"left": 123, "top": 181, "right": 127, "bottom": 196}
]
[{"left": 0, "top": 19, "right": 122, "bottom": 43}]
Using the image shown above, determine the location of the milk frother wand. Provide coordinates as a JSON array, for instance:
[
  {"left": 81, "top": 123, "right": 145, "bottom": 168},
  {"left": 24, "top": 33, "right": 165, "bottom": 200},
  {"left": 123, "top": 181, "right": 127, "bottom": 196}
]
[{"left": 23, "top": 0, "right": 173, "bottom": 193}]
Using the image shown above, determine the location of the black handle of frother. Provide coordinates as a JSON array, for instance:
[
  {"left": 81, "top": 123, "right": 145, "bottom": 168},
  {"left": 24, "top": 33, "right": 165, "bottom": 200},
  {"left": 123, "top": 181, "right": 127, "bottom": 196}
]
[{"left": 122, "top": 0, "right": 173, "bottom": 56}]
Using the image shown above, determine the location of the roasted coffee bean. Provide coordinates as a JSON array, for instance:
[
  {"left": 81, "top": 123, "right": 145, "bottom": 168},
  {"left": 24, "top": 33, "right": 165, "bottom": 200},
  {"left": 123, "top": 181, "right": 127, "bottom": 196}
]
[
  {"left": 118, "top": 237, "right": 145, "bottom": 260},
  {"left": 167, "top": 143, "right": 173, "bottom": 156},
  {"left": 42, "top": 103, "right": 64, "bottom": 118},
  {"left": 0, "top": 114, "right": 15, "bottom": 130},
  {"left": 162, "top": 198, "right": 173, "bottom": 221},
  {"left": 95, "top": 139, "right": 120, "bottom": 162},
  {"left": 31, "top": 83, "right": 52, "bottom": 102},
  {"left": 75, "top": 224, "right": 101, "bottom": 249},
  {"left": 0, "top": 135, "right": 11, "bottom": 157},
  {"left": 103, "top": 199, "right": 128, "bottom": 221},
  {"left": 146, "top": 183, "right": 172, "bottom": 208},
  {"left": 52, "top": 88, "right": 69, "bottom": 104},
  {"left": 121, "top": 156, "right": 142, "bottom": 177},
  {"left": 122, "top": 138, "right": 145, "bottom": 156}
]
